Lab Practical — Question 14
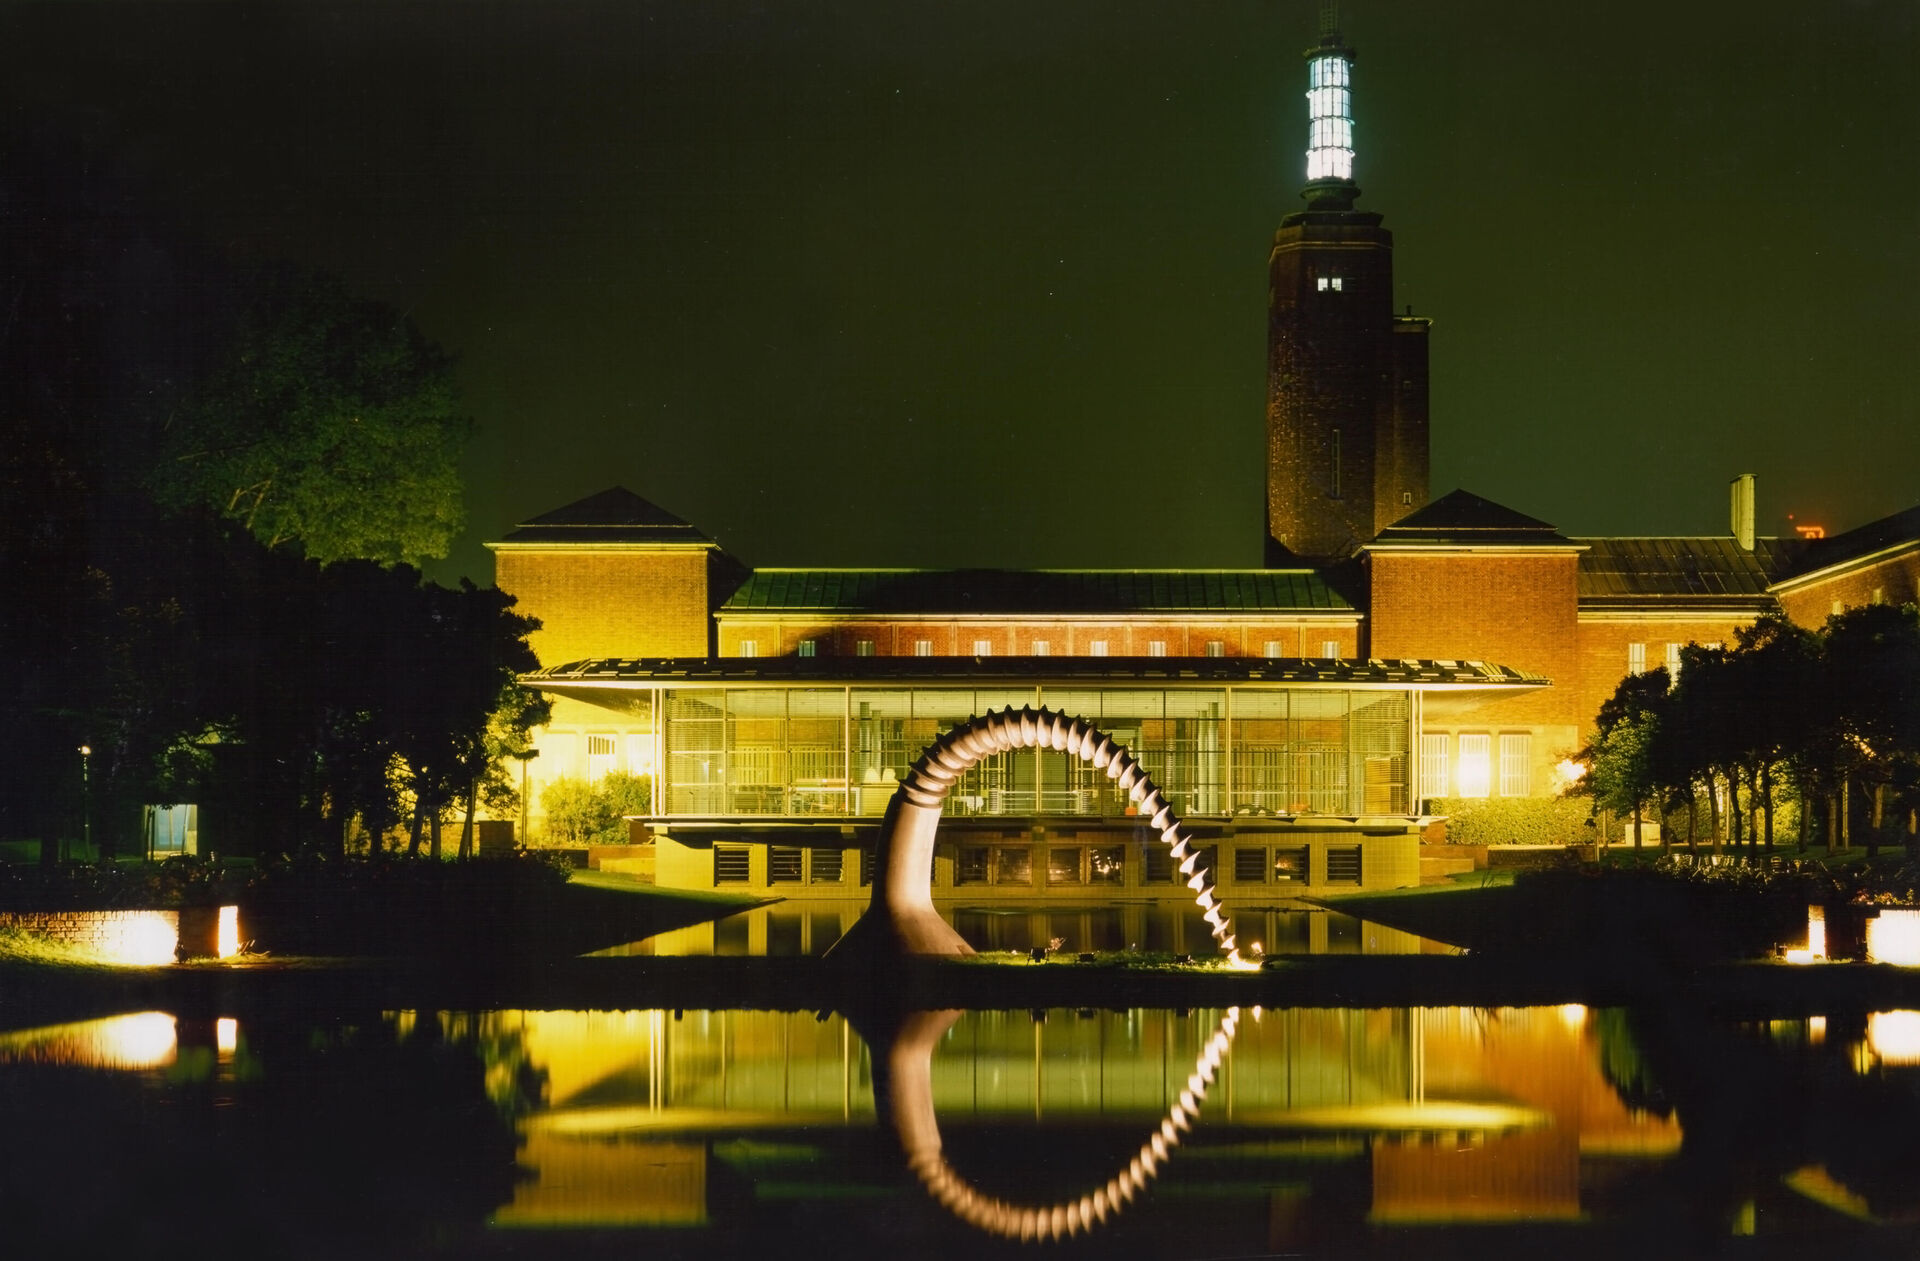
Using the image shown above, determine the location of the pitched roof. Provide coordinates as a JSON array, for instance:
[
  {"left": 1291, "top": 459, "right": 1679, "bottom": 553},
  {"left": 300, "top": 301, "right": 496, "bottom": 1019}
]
[
  {"left": 1368, "top": 490, "right": 1578, "bottom": 548},
  {"left": 1773, "top": 505, "right": 1920, "bottom": 586},
  {"left": 1573, "top": 537, "right": 1800, "bottom": 610},
  {"left": 718, "top": 568, "right": 1354, "bottom": 616},
  {"left": 491, "top": 487, "right": 715, "bottom": 547}
]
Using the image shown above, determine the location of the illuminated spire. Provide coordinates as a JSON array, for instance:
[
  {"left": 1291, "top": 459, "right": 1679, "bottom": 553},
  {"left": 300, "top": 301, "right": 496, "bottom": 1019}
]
[{"left": 1301, "top": 2, "right": 1358, "bottom": 209}]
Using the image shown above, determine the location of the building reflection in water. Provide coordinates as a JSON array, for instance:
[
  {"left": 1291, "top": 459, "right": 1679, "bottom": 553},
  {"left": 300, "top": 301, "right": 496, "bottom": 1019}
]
[
  {"left": 594, "top": 900, "right": 1454, "bottom": 958},
  {"left": 469, "top": 1004, "right": 1680, "bottom": 1236}
]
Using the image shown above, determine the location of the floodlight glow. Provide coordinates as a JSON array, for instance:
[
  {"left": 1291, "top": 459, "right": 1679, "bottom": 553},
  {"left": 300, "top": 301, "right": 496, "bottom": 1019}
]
[
  {"left": 1305, "top": 53, "right": 1354, "bottom": 182},
  {"left": 1456, "top": 745, "right": 1492, "bottom": 798},
  {"left": 1808, "top": 906, "right": 1827, "bottom": 959},
  {"left": 216, "top": 905, "right": 240, "bottom": 959},
  {"left": 1866, "top": 909, "right": 1920, "bottom": 966}
]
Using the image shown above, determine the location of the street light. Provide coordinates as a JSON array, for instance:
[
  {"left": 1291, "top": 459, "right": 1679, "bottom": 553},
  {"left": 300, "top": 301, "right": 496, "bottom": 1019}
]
[
  {"left": 511, "top": 748, "right": 541, "bottom": 849},
  {"left": 77, "top": 745, "right": 91, "bottom": 864}
]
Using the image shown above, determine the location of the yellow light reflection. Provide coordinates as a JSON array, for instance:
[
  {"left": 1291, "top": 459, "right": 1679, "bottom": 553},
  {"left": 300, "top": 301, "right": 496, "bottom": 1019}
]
[
  {"left": 1866, "top": 909, "right": 1920, "bottom": 966},
  {"left": 1809, "top": 1016, "right": 1826, "bottom": 1045},
  {"left": 1867, "top": 1011, "right": 1920, "bottom": 1066},
  {"left": 0, "top": 1012, "right": 177, "bottom": 1069},
  {"left": 216, "top": 1017, "right": 238, "bottom": 1057},
  {"left": 1783, "top": 948, "right": 1817, "bottom": 965}
]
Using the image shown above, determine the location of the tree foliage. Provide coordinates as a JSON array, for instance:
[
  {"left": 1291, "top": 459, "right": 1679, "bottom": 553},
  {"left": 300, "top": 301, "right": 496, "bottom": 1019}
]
[
  {"left": 1580, "top": 608, "right": 1920, "bottom": 855},
  {"left": 155, "top": 268, "right": 470, "bottom": 567},
  {"left": 538, "top": 773, "right": 652, "bottom": 848}
]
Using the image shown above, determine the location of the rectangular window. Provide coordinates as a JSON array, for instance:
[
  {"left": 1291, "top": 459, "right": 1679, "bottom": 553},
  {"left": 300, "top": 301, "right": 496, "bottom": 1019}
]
[
  {"left": 1046, "top": 848, "right": 1083, "bottom": 886},
  {"left": 1419, "top": 733, "right": 1450, "bottom": 799},
  {"left": 856, "top": 639, "right": 876, "bottom": 657},
  {"left": 796, "top": 639, "right": 817, "bottom": 658},
  {"left": 738, "top": 640, "right": 758, "bottom": 658},
  {"left": 1627, "top": 642, "right": 1645, "bottom": 675},
  {"left": 1147, "top": 640, "right": 1167, "bottom": 657},
  {"left": 1498, "top": 733, "right": 1532, "bottom": 797},
  {"left": 956, "top": 847, "right": 990, "bottom": 885},
  {"left": 1457, "top": 734, "right": 1493, "bottom": 799},
  {"left": 586, "top": 734, "right": 615, "bottom": 757},
  {"left": 1089, "top": 846, "right": 1124, "bottom": 884},
  {"left": 914, "top": 640, "right": 934, "bottom": 657},
  {"left": 972, "top": 639, "right": 993, "bottom": 656},
  {"left": 1325, "top": 846, "right": 1362, "bottom": 884},
  {"left": 1263, "top": 640, "right": 1284, "bottom": 658},
  {"left": 1234, "top": 847, "right": 1268, "bottom": 884},
  {"left": 1272, "top": 847, "right": 1308, "bottom": 884},
  {"left": 1205, "top": 641, "right": 1225, "bottom": 658},
  {"left": 1032, "top": 640, "right": 1051, "bottom": 657},
  {"left": 768, "top": 846, "right": 804, "bottom": 884},
  {"left": 1089, "top": 640, "right": 1109, "bottom": 657},
  {"left": 1665, "top": 643, "right": 1682, "bottom": 676},
  {"left": 1321, "top": 641, "right": 1341, "bottom": 659},
  {"left": 714, "top": 845, "right": 752, "bottom": 885},
  {"left": 1142, "top": 844, "right": 1174, "bottom": 883},
  {"left": 1330, "top": 429, "right": 1342, "bottom": 498},
  {"left": 809, "top": 848, "right": 844, "bottom": 884},
  {"left": 993, "top": 847, "right": 1032, "bottom": 886}
]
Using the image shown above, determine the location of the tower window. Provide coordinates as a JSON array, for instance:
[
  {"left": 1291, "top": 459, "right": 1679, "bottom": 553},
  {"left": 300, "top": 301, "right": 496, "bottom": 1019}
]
[
  {"left": 1329, "top": 429, "right": 1342, "bottom": 498},
  {"left": 1316, "top": 275, "right": 1343, "bottom": 292}
]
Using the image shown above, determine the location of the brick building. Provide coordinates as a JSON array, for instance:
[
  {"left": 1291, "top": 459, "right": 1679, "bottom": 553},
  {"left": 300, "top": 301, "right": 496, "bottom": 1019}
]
[{"left": 489, "top": 22, "right": 1917, "bottom": 902}]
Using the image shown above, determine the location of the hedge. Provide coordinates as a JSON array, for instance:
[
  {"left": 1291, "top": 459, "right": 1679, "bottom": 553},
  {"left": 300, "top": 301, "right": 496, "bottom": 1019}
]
[{"left": 1429, "top": 796, "right": 1593, "bottom": 847}]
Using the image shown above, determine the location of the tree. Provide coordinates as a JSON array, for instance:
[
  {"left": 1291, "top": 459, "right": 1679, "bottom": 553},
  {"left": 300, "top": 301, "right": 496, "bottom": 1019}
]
[
  {"left": 155, "top": 268, "right": 470, "bottom": 567},
  {"left": 1583, "top": 667, "right": 1672, "bottom": 850},
  {"left": 538, "top": 773, "right": 651, "bottom": 848}
]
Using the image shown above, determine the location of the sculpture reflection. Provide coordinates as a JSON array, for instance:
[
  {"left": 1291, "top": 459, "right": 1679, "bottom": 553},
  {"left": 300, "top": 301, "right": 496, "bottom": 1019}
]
[{"left": 872, "top": 1005, "right": 1241, "bottom": 1241}]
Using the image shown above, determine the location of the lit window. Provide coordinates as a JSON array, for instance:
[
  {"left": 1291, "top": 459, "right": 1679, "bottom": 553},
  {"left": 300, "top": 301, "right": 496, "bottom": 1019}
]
[
  {"left": 1147, "top": 640, "right": 1167, "bottom": 657},
  {"left": 1314, "top": 275, "right": 1343, "bottom": 292},
  {"left": 914, "top": 640, "right": 934, "bottom": 657},
  {"left": 1419, "top": 734, "right": 1450, "bottom": 799},
  {"left": 1263, "top": 640, "right": 1284, "bottom": 658},
  {"left": 1498, "top": 733, "right": 1532, "bottom": 797},
  {"left": 1627, "top": 642, "right": 1645, "bottom": 675},
  {"left": 1329, "top": 428, "right": 1342, "bottom": 497},
  {"left": 739, "top": 640, "right": 758, "bottom": 658},
  {"left": 1032, "top": 640, "right": 1050, "bottom": 656},
  {"left": 797, "top": 639, "right": 817, "bottom": 658},
  {"left": 1321, "top": 641, "right": 1340, "bottom": 659},
  {"left": 1401, "top": 490, "right": 1413, "bottom": 505},
  {"left": 1873, "top": 587, "right": 1885, "bottom": 604},
  {"left": 1089, "top": 640, "right": 1109, "bottom": 657},
  {"left": 972, "top": 639, "right": 992, "bottom": 657},
  {"left": 856, "top": 639, "right": 875, "bottom": 657},
  {"left": 1832, "top": 600, "right": 1844, "bottom": 617},
  {"left": 1665, "top": 643, "right": 1682, "bottom": 676},
  {"left": 1205, "top": 641, "right": 1225, "bottom": 657},
  {"left": 1457, "top": 735, "right": 1492, "bottom": 799}
]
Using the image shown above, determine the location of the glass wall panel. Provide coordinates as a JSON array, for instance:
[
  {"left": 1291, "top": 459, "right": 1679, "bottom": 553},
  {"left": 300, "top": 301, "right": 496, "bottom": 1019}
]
[
  {"left": 1353, "top": 692, "right": 1410, "bottom": 814},
  {"left": 666, "top": 691, "right": 726, "bottom": 814},
  {"left": 786, "top": 689, "right": 848, "bottom": 814}
]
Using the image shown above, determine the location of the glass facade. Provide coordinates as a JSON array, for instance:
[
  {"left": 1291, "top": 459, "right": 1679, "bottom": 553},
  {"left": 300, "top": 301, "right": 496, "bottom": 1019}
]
[{"left": 652, "top": 684, "right": 1411, "bottom": 819}]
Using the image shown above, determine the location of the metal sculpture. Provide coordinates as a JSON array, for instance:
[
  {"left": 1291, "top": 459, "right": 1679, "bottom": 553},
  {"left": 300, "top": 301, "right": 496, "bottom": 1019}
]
[{"left": 826, "top": 707, "right": 1245, "bottom": 965}]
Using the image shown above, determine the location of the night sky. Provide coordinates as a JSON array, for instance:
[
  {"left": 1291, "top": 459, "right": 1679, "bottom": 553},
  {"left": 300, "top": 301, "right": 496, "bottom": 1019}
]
[{"left": 5, "top": 1, "right": 1914, "bottom": 584}]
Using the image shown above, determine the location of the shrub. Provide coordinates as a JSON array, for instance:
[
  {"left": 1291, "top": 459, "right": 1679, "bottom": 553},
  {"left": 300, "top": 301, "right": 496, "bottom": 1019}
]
[
  {"left": 538, "top": 773, "right": 651, "bottom": 847},
  {"left": 1430, "top": 796, "right": 1592, "bottom": 846}
]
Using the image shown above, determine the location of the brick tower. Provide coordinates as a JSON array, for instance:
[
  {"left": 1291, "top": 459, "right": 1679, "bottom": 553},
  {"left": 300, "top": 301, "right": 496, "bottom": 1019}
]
[{"left": 1265, "top": 8, "right": 1428, "bottom": 562}]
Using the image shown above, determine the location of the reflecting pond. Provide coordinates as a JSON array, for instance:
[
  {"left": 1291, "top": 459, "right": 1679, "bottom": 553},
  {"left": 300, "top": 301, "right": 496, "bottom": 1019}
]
[
  {"left": 6, "top": 1000, "right": 1920, "bottom": 1257},
  {"left": 592, "top": 900, "right": 1457, "bottom": 958}
]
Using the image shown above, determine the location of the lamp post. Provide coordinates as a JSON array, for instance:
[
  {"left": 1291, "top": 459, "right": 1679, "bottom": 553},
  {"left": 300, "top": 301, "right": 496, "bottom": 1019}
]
[
  {"left": 512, "top": 749, "right": 541, "bottom": 848},
  {"left": 77, "top": 745, "right": 91, "bottom": 864}
]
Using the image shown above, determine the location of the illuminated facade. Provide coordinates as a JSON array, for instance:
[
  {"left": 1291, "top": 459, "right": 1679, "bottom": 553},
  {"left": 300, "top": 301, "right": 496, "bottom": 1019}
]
[{"left": 491, "top": 18, "right": 1920, "bottom": 901}]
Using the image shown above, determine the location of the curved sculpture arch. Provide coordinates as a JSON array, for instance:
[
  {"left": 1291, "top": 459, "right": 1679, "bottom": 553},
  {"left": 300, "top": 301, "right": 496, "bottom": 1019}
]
[
  {"left": 876, "top": 1005, "right": 1241, "bottom": 1241},
  {"left": 827, "top": 707, "right": 1245, "bottom": 966}
]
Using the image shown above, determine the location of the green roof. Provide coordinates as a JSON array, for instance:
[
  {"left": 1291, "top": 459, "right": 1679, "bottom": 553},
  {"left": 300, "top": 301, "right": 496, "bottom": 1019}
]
[{"left": 719, "top": 569, "right": 1354, "bottom": 616}]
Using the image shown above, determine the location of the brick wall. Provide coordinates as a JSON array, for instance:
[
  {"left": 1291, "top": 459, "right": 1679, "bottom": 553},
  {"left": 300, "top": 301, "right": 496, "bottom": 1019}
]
[
  {"left": 1367, "top": 551, "right": 1582, "bottom": 729},
  {"left": 1776, "top": 549, "right": 1920, "bottom": 629},
  {"left": 494, "top": 548, "right": 712, "bottom": 668},
  {"left": 0, "top": 909, "right": 182, "bottom": 964},
  {"left": 1573, "top": 616, "right": 1761, "bottom": 732}
]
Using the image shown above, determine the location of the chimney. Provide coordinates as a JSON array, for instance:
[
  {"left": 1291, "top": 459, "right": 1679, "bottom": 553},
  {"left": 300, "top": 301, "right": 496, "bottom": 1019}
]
[{"left": 1730, "top": 474, "right": 1756, "bottom": 551}]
